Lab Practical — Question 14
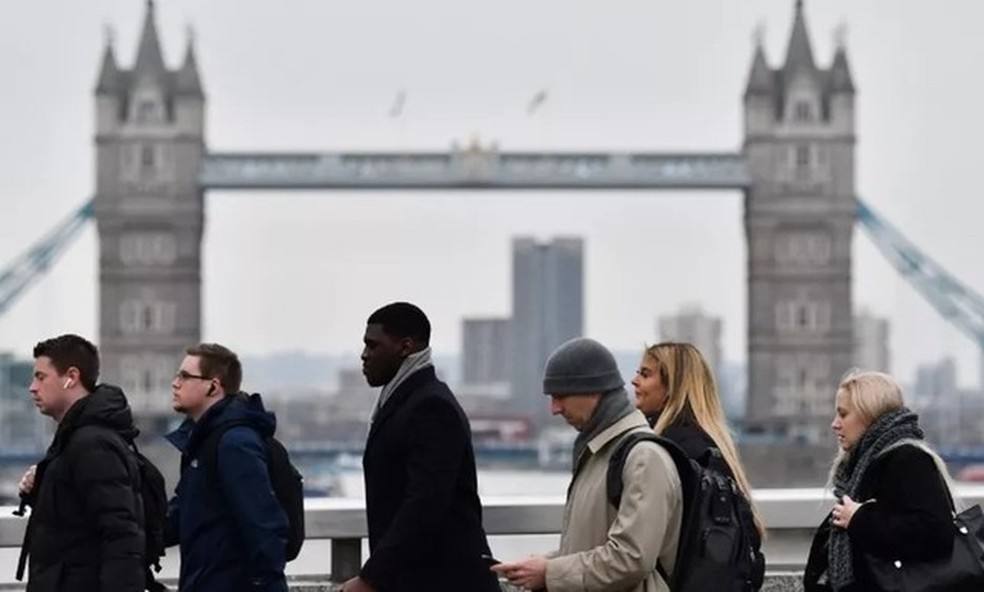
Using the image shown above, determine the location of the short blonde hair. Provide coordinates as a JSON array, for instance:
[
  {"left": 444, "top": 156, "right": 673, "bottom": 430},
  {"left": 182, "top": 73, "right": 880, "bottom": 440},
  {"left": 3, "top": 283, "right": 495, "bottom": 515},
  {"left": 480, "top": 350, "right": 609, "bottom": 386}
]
[
  {"left": 828, "top": 371, "right": 908, "bottom": 485},
  {"left": 837, "top": 371, "right": 904, "bottom": 426}
]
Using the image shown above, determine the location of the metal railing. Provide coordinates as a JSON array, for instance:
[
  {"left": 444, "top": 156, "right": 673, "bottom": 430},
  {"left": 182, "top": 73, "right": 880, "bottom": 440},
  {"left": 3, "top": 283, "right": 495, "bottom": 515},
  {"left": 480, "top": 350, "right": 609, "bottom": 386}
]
[{"left": 2, "top": 486, "right": 982, "bottom": 583}]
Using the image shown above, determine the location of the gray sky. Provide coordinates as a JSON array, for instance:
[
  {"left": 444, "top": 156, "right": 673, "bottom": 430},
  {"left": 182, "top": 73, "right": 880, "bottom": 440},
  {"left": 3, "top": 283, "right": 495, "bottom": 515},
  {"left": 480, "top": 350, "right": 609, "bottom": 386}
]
[{"left": 2, "top": 0, "right": 983, "bottom": 387}]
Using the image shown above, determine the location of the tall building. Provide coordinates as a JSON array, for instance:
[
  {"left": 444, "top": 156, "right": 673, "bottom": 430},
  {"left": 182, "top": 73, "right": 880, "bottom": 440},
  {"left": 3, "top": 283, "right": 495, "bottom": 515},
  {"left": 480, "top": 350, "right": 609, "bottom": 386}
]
[
  {"left": 743, "top": 1, "right": 856, "bottom": 439},
  {"left": 94, "top": 2, "right": 205, "bottom": 428},
  {"left": 854, "top": 309, "right": 890, "bottom": 373},
  {"left": 657, "top": 304, "right": 724, "bottom": 380},
  {"left": 510, "top": 237, "right": 584, "bottom": 426},
  {"left": 462, "top": 318, "right": 511, "bottom": 386}
]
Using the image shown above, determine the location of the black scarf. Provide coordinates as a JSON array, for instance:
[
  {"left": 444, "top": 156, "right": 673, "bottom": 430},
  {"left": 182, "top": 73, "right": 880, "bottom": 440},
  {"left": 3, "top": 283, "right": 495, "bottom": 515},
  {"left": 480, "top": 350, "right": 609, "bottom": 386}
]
[
  {"left": 828, "top": 407, "right": 924, "bottom": 590},
  {"left": 571, "top": 387, "right": 636, "bottom": 472}
]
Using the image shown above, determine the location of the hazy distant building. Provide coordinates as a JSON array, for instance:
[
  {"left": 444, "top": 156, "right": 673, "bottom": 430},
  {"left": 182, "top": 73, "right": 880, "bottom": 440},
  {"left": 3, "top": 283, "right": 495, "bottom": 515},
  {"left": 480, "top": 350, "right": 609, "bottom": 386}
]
[
  {"left": 510, "top": 237, "right": 584, "bottom": 426},
  {"left": 462, "top": 318, "right": 511, "bottom": 386},
  {"left": 658, "top": 304, "right": 724, "bottom": 380},
  {"left": 915, "top": 357, "right": 958, "bottom": 401},
  {"left": 0, "top": 353, "right": 50, "bottom": 449},
  {"left": 854, "top": 310, "right": 890, "bottom": 373}
]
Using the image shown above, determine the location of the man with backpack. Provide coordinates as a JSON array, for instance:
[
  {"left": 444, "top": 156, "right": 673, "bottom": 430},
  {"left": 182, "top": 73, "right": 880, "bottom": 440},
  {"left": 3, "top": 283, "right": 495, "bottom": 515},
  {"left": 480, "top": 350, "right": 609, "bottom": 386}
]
[
  {"left": 492, "top": 337, "right": 683, "bottom": 592},
  {"left": 15, "top": 334, "right": 146, "bottom": 592},
  {"left": 165, "top": 342, "right": 291, "bottom": 592}
]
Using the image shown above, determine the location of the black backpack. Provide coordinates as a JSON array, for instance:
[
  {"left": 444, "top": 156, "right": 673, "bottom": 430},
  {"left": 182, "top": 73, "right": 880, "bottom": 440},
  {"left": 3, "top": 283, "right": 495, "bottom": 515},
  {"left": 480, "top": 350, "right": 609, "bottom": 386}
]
[
  {"left": 200, "top": 421, "right": 306, "bottom": 561},
  {"left": 606, "top": 431, "right": 765, "bottom": 592},
  {"left": 15, "top": 432, "right": 169, "bottom": 592},
  {"left": 127, "top": 440, "right": 169, "bottom": 592}
]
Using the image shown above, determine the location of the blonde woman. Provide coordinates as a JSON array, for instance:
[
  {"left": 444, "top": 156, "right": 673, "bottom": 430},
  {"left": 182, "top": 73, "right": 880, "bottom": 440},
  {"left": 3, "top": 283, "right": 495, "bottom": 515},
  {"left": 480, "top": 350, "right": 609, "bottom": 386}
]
[
  {"left": 803, "top": 372, "right": 953, "bottom": 592},
  {"left": 631, "top": 341, "right": 766, "bottom": 541}
]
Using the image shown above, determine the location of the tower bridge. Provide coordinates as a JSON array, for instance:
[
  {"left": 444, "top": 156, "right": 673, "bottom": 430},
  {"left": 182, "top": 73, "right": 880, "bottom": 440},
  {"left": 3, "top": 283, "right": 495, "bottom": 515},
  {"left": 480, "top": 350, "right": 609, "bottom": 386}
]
[{"left": 4, "top": 1, "right": 983, "bottom": 445}]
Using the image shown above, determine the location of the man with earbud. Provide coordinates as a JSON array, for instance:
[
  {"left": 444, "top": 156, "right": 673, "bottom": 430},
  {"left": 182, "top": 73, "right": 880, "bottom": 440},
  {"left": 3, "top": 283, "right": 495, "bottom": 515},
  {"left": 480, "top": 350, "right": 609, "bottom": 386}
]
[
  {"left": 16, "top": 334, "right": 145, "bottom": 592},
  {"left": 164, "top": 343, "right": 289, "bottom": 592}
]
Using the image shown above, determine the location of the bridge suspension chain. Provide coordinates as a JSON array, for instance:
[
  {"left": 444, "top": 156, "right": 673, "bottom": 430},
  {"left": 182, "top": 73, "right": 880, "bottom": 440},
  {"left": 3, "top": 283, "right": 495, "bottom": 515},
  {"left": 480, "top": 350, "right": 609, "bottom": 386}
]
[
  {"left": 857, "top": 198, "right": 984, "bottom": 351},
  {"left": 0, "top": 198, "right": 95, "bottom": 316}
]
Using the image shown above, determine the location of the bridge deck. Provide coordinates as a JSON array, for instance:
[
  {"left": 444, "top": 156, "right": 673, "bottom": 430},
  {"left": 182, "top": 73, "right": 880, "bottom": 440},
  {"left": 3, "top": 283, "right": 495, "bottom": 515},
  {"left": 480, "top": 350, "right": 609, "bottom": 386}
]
[{"left": 199, "top": 151, "right": 750, "bottom": 190}]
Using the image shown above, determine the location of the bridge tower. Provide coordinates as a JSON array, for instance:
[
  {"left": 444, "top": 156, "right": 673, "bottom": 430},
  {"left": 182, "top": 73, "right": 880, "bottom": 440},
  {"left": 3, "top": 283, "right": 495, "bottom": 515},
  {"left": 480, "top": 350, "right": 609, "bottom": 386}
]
[
  {"left": 93, "top": 0, "right": 205, "bottom": 428},
  {"left": 743, "top": 0, "right": 856, "bottom": 438}
]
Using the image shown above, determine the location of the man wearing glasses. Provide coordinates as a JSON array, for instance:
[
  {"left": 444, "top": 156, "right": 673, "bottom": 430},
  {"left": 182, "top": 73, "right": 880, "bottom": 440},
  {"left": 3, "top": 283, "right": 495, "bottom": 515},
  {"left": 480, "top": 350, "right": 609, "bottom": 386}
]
[{"left": 164, "top": 343, "right": 289, "bottom": 592}]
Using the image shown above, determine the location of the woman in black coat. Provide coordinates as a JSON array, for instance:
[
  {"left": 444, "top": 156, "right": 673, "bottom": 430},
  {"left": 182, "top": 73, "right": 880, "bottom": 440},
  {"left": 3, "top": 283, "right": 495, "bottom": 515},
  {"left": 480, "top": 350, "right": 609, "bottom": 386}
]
[{"left": 803, "top": 371, "right": 954, "bottom": 592}]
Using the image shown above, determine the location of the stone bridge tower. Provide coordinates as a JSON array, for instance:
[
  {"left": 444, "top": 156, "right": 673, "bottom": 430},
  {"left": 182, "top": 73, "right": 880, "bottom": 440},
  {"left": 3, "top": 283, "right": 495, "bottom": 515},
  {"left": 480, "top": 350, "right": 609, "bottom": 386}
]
[
  {"left": 744, "top": 0, "right": 856, "bottom": 439},
  {"left": 93, "top": 0, "right": 205, "bottom": 429}
]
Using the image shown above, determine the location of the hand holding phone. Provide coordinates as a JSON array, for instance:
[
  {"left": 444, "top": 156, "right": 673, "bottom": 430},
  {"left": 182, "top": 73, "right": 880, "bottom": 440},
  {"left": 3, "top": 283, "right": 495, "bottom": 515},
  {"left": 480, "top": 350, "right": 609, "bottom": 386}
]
[{"left": 481, "top": 553, "right": 501, "bottom": 566}]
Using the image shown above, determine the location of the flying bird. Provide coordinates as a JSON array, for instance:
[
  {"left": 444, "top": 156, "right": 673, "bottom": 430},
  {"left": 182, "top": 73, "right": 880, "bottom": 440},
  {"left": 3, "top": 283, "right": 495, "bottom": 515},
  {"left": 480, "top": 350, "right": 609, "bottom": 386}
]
[
  {"left": 389, "top": 90, "right": 407, "bottom": 118},
  {"left": 527, "top": 90, "right": 548, "bottom": 116}
]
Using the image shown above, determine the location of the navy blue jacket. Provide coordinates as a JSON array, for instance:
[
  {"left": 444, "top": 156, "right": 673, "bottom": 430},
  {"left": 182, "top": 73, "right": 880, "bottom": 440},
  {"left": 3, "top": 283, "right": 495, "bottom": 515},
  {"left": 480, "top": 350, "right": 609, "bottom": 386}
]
[{"left": 165, "top": 393, "right": 289, "bottom": 592}]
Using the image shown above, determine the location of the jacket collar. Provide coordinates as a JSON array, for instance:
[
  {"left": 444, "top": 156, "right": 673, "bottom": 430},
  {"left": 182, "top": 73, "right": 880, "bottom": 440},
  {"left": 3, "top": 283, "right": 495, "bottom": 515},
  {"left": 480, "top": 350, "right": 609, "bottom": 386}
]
[
  {"left": 587, "top": 409, "right": 649, "bottom": 455},
  {"left": 367, "top": 366, "right": 437, "bottom": 441}
]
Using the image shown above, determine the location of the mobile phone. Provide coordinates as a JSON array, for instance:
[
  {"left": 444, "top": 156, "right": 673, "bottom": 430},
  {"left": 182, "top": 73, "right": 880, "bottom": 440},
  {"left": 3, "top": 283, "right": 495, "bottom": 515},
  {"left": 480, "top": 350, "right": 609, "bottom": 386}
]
[{"left": 481, "top": 553, "right": 501, "bottom": 566}]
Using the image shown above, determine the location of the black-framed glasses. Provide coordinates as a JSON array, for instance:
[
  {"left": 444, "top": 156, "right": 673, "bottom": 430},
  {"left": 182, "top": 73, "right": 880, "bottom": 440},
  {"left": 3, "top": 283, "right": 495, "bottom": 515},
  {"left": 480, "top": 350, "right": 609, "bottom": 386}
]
[{"left": 174, "top": 370, "right": 211, "bottom": 382}]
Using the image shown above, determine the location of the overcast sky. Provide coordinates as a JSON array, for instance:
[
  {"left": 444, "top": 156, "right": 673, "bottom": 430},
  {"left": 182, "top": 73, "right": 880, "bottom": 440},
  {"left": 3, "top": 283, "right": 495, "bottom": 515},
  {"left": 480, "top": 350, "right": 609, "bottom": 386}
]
[{"left": 2, "top": 0, "right": 983, "bottom": 387}]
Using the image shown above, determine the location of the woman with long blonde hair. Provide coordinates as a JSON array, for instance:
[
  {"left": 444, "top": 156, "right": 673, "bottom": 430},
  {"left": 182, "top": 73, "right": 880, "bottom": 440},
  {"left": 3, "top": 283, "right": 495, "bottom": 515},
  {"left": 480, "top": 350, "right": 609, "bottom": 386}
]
[{"left": 631, "top": 341, "right": 765, "bottom": 539}]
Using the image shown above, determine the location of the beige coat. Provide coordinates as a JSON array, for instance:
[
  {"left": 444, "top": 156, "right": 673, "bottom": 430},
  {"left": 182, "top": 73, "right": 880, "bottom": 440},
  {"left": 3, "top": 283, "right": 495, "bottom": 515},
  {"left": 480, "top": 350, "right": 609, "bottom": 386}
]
[{"left": 545, "top": 410, "right": 682, "bottom": 592}]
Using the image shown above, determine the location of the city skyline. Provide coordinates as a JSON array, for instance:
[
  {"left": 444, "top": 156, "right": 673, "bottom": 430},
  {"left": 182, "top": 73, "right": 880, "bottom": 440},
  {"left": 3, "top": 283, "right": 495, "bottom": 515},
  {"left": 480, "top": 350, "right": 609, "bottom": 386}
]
[{"left": 2, "top": 1, "right": 984, "bottom": 388}]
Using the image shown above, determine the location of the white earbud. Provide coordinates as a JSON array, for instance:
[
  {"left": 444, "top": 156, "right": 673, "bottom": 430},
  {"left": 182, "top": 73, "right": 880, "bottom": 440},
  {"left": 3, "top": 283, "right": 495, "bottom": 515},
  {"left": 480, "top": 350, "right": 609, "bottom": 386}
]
[{"left": 63, "top": 378, "right": 72, "bottom": 389}]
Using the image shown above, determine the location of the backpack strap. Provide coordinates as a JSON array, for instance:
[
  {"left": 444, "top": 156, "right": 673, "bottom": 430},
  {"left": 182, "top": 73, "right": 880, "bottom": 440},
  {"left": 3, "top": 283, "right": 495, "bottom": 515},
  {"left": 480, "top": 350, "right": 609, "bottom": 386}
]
[
  {"left": 200, "top": 420, "right": 256, "bottom": 492},
  {"left": 606, "top": 431, "right": 700, "bottom": 590}
]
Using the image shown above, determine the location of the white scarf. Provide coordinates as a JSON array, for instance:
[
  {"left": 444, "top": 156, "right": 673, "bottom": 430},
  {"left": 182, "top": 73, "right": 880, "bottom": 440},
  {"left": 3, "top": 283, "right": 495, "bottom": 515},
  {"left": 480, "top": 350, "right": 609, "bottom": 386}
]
[{"left": 368, "top": 347, "right": 433, "bottom": 428}]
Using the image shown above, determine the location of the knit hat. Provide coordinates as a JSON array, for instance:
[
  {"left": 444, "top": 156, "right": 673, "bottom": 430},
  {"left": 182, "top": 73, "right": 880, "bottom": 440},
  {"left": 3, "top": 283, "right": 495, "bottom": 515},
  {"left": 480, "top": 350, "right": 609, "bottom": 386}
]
[{"left": 542, "top": 337, "right": 624, "bottom": 395}]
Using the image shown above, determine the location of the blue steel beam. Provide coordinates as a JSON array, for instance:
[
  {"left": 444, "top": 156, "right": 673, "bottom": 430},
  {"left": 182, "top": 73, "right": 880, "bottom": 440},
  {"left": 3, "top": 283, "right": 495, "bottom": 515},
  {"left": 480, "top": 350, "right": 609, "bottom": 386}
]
[
  {"left": 857, "top": 199, "right": 984, "bottom": 350},
  {"left": 0, "top": 199, "right": 95, "bottom": 316},
  {"left": 199, "top": 151, "right": 751, "bottom": 190}
]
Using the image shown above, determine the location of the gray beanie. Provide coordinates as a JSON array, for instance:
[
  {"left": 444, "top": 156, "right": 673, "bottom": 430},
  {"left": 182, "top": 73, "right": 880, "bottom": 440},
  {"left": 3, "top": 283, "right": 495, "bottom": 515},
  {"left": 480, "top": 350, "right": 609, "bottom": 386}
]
[{"left": 542, "top": 337, "right": 624, "bottom": 395}]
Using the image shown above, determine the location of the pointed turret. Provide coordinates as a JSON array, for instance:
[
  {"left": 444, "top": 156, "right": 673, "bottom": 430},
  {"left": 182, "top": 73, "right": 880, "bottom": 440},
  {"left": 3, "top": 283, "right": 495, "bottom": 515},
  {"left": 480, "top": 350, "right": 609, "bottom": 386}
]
[
  {"left": 95, "top": 41, "right": 123, "bottom": 95},
  {"left": 829, "top": 47, "right": 855, "bottom": 94},
  {"left": 783, "top": 0, "right": 816, "bottom": 78},
  {"left": 745, "top": 43, "right": 775, "bottom": 97},
  {"left": 133, "top": 0, "right": 167, "bottom": 82},
  {"left": 175, "top": 38, "right": 204, "bottom": 96}
]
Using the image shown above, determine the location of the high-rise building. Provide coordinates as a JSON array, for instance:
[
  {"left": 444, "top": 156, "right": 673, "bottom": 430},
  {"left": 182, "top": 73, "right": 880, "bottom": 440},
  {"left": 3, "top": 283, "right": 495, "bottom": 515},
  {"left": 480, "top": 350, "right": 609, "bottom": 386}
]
[
  {"left": 510, "top": 237, "right": 584, "bottom": 426},
  {"left": 462, "top": 318, "right": 511, "bottom": 386},
  {"left": 657, "top": 304, "right": 724, "bottom": 380},
  {"left": 854, "top": 310, "right": 890, "bottom": 373}
]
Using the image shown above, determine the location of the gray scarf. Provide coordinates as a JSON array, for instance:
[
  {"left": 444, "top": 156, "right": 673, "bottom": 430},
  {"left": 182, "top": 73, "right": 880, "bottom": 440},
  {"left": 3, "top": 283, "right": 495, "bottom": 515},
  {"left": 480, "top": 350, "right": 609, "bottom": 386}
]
[
  {"left": 828, "top": 407, "right": 924, "bottom": 591},
  {"left": 571, "top": 387, "right": 636, "bottom": 472},
  {"left": 369, "top": 347, "right": 433, "bottom": 428}
]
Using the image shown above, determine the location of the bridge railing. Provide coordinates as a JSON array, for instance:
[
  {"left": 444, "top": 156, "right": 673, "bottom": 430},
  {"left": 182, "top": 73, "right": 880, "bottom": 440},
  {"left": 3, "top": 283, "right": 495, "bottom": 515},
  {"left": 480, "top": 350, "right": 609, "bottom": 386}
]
[{"left": 2, "top": 486, "right": 983, "bottom": 583}]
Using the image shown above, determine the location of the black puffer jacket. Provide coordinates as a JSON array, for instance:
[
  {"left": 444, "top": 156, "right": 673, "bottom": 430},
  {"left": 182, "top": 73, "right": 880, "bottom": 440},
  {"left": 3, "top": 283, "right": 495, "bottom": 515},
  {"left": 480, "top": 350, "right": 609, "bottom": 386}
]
[{"left": 20, "top": 385, "right": 145, "bottom": 592}]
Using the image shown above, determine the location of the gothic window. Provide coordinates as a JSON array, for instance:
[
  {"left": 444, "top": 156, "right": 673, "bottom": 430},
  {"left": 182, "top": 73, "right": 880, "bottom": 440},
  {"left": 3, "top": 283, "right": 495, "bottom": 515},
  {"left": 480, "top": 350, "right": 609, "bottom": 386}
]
[
  {"left": 136, "top": 100, "right": 158, "bottom": 123},
  {"left": 120, "top": 300, "right": 176, "bottom": 334},
  {"left": 140, "top": 145, "right": 156, "bottom": 171},
  {"left": 795, "top": 144, "right": 812, "bottom": 169},
  {"left": 775, "top": 355, "right": 832, "bottom": 416},
  {"left": 794, "top": 100, "right": 813, "bottom": 122},
  {"left": 776, "top": 299, "right": 831, "bottom": 333},
  {"left": 120, "top": 233, "right": 177, "bottom": 266},
  {"left": 775, "top": 231, "right": 832, "bottom": 266},
  {"left": 121, "top": 355, "right": 175, "bottom": 395}
]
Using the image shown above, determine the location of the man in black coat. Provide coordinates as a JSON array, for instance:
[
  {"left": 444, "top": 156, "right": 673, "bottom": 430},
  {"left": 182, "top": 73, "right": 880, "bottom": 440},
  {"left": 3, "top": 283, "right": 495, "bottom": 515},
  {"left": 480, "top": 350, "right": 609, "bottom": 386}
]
[
  {"left": 342, "top": 302, "right": 500, "bottom": 592},
  {"left": 16, "top": 334, "right": 144, "bottom": 592}
]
